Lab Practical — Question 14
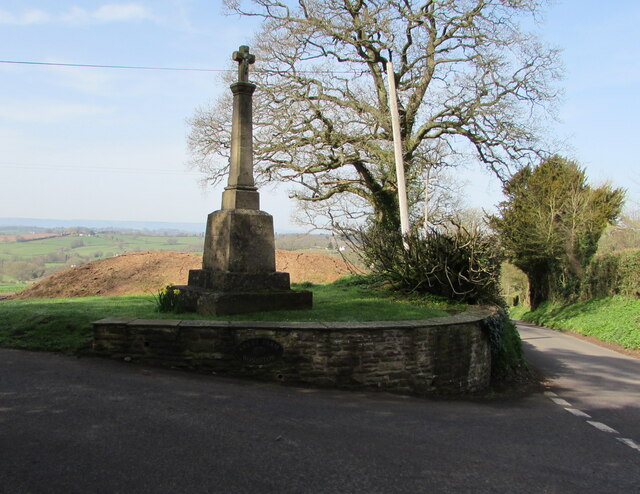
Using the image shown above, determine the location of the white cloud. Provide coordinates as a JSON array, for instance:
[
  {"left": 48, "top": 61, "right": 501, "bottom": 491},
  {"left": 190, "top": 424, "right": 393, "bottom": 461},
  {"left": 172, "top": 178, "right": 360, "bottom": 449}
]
[
  {"left": 0, "top": 4, "right": 155, "bottom": 26},
  {"left": 0, "top": 8, "right": 51, "bottom": 25},
  {"left": 94, "top": 4, "right": 152, "bottom": 22},
  {"left": 59, "top": 6, "right": 91, "bottom": 25}
]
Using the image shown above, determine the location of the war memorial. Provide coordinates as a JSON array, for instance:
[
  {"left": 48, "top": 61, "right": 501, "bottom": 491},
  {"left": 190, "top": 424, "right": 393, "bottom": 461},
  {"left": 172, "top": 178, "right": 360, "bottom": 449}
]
[{"left": 93, "top": 47, "right": 495, "bottom": 396}]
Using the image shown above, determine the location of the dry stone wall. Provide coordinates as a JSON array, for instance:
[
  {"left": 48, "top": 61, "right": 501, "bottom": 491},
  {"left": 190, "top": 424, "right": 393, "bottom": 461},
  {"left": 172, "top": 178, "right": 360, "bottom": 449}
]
[{"left": 93, "top": 309, "right": 494, "bottom": 396}]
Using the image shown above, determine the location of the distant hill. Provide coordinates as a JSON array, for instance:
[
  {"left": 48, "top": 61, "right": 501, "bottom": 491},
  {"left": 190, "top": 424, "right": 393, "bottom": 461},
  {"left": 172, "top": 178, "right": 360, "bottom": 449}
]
[
  {"left": 0, "top": 217, "right": 314, "bottom": 235},
  {"left": 0, "top": 217, "right": 206, "bottom": 234}
]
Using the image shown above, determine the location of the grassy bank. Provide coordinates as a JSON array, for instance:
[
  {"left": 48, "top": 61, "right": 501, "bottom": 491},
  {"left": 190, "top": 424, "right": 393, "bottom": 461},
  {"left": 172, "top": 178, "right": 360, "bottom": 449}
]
[
  {"left": 510, "top": 296, "right": 640, "bottom": 349},
  {"left": 0, "top": 280, "right": 460, "bottom": 354}
]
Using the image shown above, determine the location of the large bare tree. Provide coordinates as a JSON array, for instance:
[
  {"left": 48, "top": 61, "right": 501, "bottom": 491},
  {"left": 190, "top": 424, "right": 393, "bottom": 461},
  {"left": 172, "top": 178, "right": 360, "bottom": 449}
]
[{"left": 189, "top": 0, "right": 562, "bottom": 230}]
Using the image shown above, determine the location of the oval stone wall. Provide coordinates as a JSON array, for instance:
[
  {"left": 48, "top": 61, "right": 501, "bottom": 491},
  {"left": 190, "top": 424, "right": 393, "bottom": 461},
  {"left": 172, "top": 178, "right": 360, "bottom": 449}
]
[{"left": 92, "top": 309, "right": 494, "bottom": 396}]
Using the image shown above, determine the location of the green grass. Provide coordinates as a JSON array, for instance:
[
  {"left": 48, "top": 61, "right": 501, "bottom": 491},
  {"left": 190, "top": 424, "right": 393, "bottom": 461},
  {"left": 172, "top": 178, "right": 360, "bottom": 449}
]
[
  {"left": 0, "top": 282, "right": 27, "bottom": 293},
  {"left": 510, "top": 296, "right": 640, "bottom": 349},
  {"left": 0, "top": 280, "right": 459, "bottom": 354},
  {"left": 220, "top": 282, "right": 458, "bottom": 322}
]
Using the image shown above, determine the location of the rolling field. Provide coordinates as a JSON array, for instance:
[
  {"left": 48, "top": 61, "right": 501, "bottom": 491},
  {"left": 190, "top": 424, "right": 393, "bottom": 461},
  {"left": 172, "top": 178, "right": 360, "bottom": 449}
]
[
  {"left": 0, "top": 233, "right": 205, "bottom": 283},
  {"left": 0, "top": 234, "right": 204, "bottom": 258}
]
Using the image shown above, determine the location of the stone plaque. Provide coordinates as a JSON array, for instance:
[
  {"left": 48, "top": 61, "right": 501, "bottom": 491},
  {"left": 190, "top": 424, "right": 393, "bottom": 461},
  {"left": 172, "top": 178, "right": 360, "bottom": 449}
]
[{"left": 237, "top": 338, "right": 283, "bottom": 364}]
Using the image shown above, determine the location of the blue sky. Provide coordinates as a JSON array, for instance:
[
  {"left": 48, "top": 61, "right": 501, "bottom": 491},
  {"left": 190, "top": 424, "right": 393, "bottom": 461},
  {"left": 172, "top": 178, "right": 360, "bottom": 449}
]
[{"left": 0, "top": 1, "right": 638, "bottom": 232}]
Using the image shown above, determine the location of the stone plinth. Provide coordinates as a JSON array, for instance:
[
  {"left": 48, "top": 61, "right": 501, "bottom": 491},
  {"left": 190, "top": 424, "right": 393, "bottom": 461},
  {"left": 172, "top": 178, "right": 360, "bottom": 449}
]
[
  {"left": 188, "top": 269, "right": 291, "bottom": 292},
  {"left": 175, "top": 207, "right": 312, "bottom": 316},
  {"left": 175, "top": 286, "right": 313, "bottom": 316},
  {"left": 202, "top": 209, "right": 275, "bottom": 273}
]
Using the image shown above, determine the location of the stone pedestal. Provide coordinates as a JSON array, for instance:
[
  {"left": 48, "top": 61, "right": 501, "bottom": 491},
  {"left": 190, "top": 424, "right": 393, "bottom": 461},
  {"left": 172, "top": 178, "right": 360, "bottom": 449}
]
[
  {"left": 176, "top": 286, "right": 313, "bottom": 316},
  {"left": 176, "top": 209, "right": 312, "bottom": 316},
  {"left": 173, "top": 45, "right": 312, "bottom": 316},
  {"left": 202, "top": 209, "right": 275, "bottom": 273}
]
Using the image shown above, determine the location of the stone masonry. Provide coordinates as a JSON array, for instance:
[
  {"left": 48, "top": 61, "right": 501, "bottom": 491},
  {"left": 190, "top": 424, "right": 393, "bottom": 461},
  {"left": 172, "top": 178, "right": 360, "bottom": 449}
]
[{"left": 93, "top": 309, "right": 494, "bottom": 396}]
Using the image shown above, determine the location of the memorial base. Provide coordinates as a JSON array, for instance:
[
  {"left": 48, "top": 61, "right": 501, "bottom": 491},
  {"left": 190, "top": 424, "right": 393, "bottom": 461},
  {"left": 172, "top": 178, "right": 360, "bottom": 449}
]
[
  {"left": 174, "top": 284, "right": 313, "bottom": 316},
  {"left": 188, "top": 269, "right": 290, "bottom": 292}
]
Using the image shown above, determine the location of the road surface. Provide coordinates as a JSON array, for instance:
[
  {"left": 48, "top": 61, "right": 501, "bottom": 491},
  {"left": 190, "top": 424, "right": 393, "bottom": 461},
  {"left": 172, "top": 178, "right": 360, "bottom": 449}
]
[
  {"left": 0, "top": 324, "right": 639, "bottom": 493},
  {"left": 517, "top": 320, "right": 640, "bottom": 456}
]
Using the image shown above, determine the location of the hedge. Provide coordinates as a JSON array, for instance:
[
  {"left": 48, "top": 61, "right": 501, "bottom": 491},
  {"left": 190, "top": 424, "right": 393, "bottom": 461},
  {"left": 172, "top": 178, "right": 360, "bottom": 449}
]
[{"left": 582, "top": 249, "right": 640, "bottom": 299}]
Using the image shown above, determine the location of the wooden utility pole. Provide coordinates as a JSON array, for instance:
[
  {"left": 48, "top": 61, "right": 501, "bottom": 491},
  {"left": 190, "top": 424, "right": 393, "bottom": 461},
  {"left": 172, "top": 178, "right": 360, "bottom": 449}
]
[
  {"left": 386, "top": 61, "right": 410, "bottom": 243},
  {"left": 424, "top": 164, "right": 431, "bottom": 231}
]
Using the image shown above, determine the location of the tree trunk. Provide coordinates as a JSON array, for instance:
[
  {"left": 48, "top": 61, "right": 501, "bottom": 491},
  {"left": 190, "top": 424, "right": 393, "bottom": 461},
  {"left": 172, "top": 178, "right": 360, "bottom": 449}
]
[
  {"left": 372, "top": 189, "right": 402, "bottom": 233},
  {"left": 527, "top": 268, "right": 550, "bottom": 310}
]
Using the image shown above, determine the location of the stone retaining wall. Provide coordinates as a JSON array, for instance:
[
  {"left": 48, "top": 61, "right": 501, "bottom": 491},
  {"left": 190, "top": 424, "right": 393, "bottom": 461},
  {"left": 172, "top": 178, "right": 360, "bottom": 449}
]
[{"left": 92, "top": 309, "right": 494, "bottom": 396}]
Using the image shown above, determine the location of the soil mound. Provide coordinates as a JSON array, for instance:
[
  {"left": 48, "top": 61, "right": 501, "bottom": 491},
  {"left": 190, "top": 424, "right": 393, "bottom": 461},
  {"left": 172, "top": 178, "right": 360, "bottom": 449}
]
[{"left": 15, "top": 250, "right": 361, "bottom": 299}]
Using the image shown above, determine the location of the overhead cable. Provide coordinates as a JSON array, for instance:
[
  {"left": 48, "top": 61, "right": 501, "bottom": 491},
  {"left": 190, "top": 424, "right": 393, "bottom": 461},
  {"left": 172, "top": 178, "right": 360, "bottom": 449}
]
[
  {"left": 0, "top": 59, "right": 358, "bottom": 75},
  {"left": 0, "top": 59, "right": 223, "bottom": 72}
]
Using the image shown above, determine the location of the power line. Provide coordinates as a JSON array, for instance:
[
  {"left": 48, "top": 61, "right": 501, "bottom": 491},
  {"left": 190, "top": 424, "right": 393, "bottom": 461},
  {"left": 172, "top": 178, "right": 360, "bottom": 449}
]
[
  {"left": 0, "top": 59, "right": 224, "bottom": 73},
  {"left": 0, "top": 59, "right": 359, "bottom": 75}
]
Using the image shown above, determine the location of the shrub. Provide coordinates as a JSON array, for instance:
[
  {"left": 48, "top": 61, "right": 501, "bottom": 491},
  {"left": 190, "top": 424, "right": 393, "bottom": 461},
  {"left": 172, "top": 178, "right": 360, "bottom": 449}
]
[
  {"left": 3, "top": 261, "right": 45, "bottom": 281},
  {"left": 582, "top": 250, "right": 640, "bottom": 299},
  {"left": 360, "top": 224, "right": 503, "bottom": 305},
  {"left": 482, "top": 310, "right": 524, "bottom": 378}
]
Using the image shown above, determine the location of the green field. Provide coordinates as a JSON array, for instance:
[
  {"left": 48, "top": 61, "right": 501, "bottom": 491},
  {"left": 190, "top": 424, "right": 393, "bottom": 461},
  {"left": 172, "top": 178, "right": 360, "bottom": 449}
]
[
  {"left": 0, "top": 280, "right": 458, "bottom": 354},
  {"left": 0, "top": 233, "right": 204, "bottom": 282},
  {"left": 0, "top": 234, "right": 203, "bottom": 258},
  {"left": 0, "top": 282, "right": 27, "bottom": 293}
]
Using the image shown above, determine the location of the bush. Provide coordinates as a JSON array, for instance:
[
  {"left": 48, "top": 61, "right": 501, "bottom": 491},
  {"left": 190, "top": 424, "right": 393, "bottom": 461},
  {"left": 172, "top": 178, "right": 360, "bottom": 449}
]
[
  {"left": 482, "top": 310, "right": 524, "bottom": 378},
  {"left": 582, "top": 250, "right": 640, "bottom": 299},
  {"left": 360, "top": 224, "right": 503, "bottom": 305},
  {"left": 2, "top": 261, "right": 45, "bottom": 281}
]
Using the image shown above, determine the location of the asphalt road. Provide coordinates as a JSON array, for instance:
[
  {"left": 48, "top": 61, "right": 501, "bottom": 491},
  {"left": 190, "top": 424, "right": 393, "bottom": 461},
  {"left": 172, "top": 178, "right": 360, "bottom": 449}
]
[
  {"left": 1, "top": 325, "right": 639, "bottom": 493},
  {"left": 517, "top": 321, "right": 640, "bottom": 456}
]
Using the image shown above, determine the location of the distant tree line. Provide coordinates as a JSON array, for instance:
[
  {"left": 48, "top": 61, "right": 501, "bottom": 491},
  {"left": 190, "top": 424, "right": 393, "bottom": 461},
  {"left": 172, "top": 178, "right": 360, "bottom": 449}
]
[{"left": 0, "top": 249, "right": 112, "bottom": 282}]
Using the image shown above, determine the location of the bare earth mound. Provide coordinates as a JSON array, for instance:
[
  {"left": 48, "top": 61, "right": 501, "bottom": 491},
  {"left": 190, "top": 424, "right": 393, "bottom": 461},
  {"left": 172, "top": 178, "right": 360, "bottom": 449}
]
[{"left": 16, "top": 250, "right": 361, "bottom": 299}]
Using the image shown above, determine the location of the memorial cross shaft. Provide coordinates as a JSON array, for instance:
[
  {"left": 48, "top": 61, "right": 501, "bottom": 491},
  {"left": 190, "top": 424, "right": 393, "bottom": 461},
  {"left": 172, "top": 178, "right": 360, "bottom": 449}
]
[{"left": 222, "top": 45, "right": 259, "bottom": 211}]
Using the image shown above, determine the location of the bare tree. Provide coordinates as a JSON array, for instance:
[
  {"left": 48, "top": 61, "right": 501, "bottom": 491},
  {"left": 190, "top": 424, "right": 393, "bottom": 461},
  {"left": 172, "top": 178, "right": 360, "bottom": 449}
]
[{"left": 189, "top": 0, "right": 562, "bottom": 231}]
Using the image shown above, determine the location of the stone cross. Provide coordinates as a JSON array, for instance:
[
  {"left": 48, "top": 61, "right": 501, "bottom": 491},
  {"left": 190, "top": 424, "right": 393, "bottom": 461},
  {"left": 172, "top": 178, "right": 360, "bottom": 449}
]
[
  {"left": 232, "top": 45, "right": 255, "bottom": 83},
  {"left": 222, "top": 46, "right": 259, "bottom": 211}
]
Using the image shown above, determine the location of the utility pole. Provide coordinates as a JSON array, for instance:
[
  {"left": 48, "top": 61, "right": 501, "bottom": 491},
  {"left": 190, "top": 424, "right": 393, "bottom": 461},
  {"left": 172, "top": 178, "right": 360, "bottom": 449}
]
[
  {"left": 424, "top": 164, "right": 431, "bottom": 231},
  {"left": 386, "top": 61, "right": 410, "bottom": 245}
]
